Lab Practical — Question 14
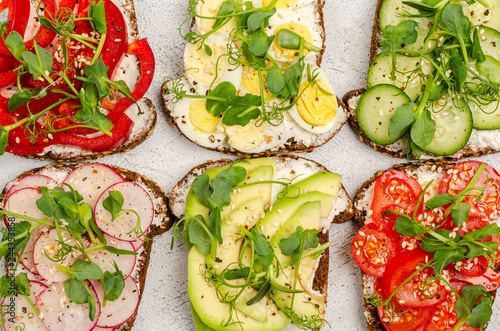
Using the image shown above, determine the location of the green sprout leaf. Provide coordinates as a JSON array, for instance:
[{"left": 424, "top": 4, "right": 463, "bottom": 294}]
[
  {"left": 206, "top": 82, "right": 236, "bottom": 117},
  {"left": 89, "top": 0, "right": 108, "bottom": 34},
  {"left": 4, "top": 30, "right": 25, "bottom": 61},
  {"left": 102, "top": 190, "right": 125, "bottom": 221}
]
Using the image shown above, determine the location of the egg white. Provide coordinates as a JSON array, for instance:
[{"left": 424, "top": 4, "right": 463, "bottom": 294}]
[
  {"left": 265, "top": 9, "right": 323, "bottom": 65},
  {"left": 251, "top": 0, "right": 316, "bottom": 10},
  {"left": 224, "top": 118, "right": 286, "bottom": 153},
  {"left": 183, "top": 34, "right": 242, "bottom": 96},
  {"left": 287, "top": 66, "right": 338, "bottom": 134},
  {"left": 194, "top": 0, "right": 237, "bottom": 35},
  {"left": 171, "top": 95, "right": 227, "bottom": 149}
]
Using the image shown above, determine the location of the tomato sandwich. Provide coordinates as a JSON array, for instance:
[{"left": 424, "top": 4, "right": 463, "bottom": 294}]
[{"left": 352, "top": 160, "right": 500, "bottom": 331}]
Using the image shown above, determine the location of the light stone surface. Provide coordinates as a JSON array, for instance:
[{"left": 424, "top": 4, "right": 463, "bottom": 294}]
[{"left": 1, "top": 0, "right": 500, "bottom": 329}]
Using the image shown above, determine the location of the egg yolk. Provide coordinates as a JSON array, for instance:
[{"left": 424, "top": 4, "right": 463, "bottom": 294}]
[
  {"left": 225, "top": 120, "right": 267, "bottom": 151},
  {"left": 296, "top": 80, "right": 337, "bottom": 126},
  {"left": 185, "top": 41, "right": 229, "bottom": 85},
  {"left": 197, "top": 0, "right": 237, "bottom": 34},
  {"left": 272, "top": 23, "right": 313, "bottom": 59},
  {"left": 241, "top": 66, "right": 272, "bottom": 97},
  {"left": 263, "top": 0, "right": 298, "bottom": 8},
  {"left": 189, "top": 101, "right": 221, "bottom": 133}
]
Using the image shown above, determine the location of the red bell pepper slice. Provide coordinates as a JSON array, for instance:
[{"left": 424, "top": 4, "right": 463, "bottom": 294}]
[
  {"left": 25, "top": 0, "right": 58, "bottom": 51},
  {"left": 101, "top": 0, "right": 128, "bottom": 77},
  {"left": 112, "top": 39, "right": 155, "bottom": 115},
  {"left": 0, "top": 0, "right": 31, "bottom": 59},
  {"left": 57, "top": 113, "right": 133, "bottom": 152}
]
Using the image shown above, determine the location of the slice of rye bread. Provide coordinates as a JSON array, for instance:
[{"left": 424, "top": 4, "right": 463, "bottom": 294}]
[
  {"left": 1, "top": 162, "right": 173, "bottom": 331},
  {"left": 160, "top": 0, "right": 349, "bottom": 157},
  {"left": 342, "top": 0, "right": 500, "bottom": 160},
  {"left": 169, "top": 154, "right": 355, "bottom": 315},
  {"left": 352, "top": 160, "right": 497, "bottom": 331},
  {"left": 18, "top": 0, "right": 156, "bottom": 162}
]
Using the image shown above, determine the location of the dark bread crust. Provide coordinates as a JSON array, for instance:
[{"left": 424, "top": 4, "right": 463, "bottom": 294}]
[
  {"left": 168, "top": 154, "right": 356, "bottom": 322},
  {"left": 1, "top": 162, "right": 172, "bottom": 331},
  {"left": 161, "top": 82, "right": 348, "bottom": 157},
  {"left": 161, "top": 0, "right": 346, "bottom": 156},
  {"left": 342, "top": 0, "right": 500, "bottom": 160},
  {"left": 352, "top": 160, "right": 498, "bottom": 331},
  {"left": 13, "top": 0, "right": 156, "bottom": 162}
]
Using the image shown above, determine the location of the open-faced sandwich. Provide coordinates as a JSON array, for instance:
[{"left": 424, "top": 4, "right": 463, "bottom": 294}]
[
  {"left": 0, "top": 0, "right": 155, "bottom": 161},
  {"left": 169, "top": 155, "right": 354, "bottom": 330},
  {"left": 161, "top": 0, "right": 348, "bottom": 155},
  {"left": 352, "top": 160, "right": 500, "bottom": 330},
  {"left": 0, "top": 162, "right": 171, "bottom": 330},
  {"left": 343, "top": 0, "right": 500, "bottom": 159}
]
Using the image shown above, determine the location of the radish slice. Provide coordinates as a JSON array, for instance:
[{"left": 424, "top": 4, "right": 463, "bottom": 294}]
[
  {"left": 131, "top": 233, "right": 146, "bottom": 251},
  {"left": 1, "top": 281, "right": 48, "bottom": 331},
  {"left": 33, "top": 229, "right": 87, "bottom": 284},
  {"left": 6, "top": 175, "right": 56, "bottom": 198},
  {"left": 36, "top": 282, "right": 101, "bottom": 331},
  {"left": 94, "top": 182, "right": 154, "bottom": 243},
  {"left": 93, "top": 327, "right": 115, "bottom": 331},
  {"left": 86, "top": 235, "right": 137, "bottom": 278},
  {"left": 62, "top": 164, "right": 125, "bottom": 209},
  {"left": 3, "top": 188, "right": 46, "bottom": 226},
  {"left": 91, "top": 277, "right": 139, "bottom": 328},
  {"left": 20, "top": 226, "right": 51, "bottom": 275}
]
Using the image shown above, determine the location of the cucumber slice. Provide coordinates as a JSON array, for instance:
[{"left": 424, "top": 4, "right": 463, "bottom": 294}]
[
  {"left": 469, "top": 26, "right": 500, "bottom": 130},
  {"left": 478, "top": 26, "right": 500, "bottom": 60},
  {"left": 477, "top": 55, "right": 500, "bottom": 84},
  {"left": 368, "top": 53, "right": 432, "bottom": 101},
  {"left": 463, "top": 1, "right": 500, "bottom": 32},
  {"left": 419, "top": 100, "right": 473, "bottom": 155},
  {"left": 379, "top": 0, "right": 435, "bottom": 53},
  {"left": 356, "top": 84, "right": 411, "bottom": 145}
]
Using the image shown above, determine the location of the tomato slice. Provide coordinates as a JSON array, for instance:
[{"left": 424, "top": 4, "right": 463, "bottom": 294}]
[
  {"left": 373, "top": 277, "right": 433, "bottom": 331},
  {"left": 370, "top": 170, "right": 423, "bottom": 228},
  {"left": 352, "top": 224, "right": 399, "bottom": 277},
  {"left": 426, "top": 281, "right": 480, "bottom": 331},
  {"left": 383, "top": 249, "right": 447, "bottom": 307},
  {"left": 451, "top": 267, "right": 500, "bottom": 292},
  {"left": 438, "top": 161, "right": 500, "bottom": 222}
]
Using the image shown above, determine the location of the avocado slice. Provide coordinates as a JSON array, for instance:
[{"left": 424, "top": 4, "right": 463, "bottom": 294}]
[
  {"left": 185, "top": 158, "right": 276, "bottom": 219},
  {"left": 206, "top": 196, "right": 264, "bottom": 271},
  {"left": 191, "top": 301, "right": 217, "bottom": 331},
  {"left": 220, "top": 165, "right": 273, "bottom": 220},
  {"left": 205, "top": 198, "right": 268, "bottom": 322},
  {"left": 283, "top": 171, "right": 342, "bottom": 199},
  {"left": 189, "top": 247, "right": 291, "bottom": 331},
  {"left": 255, "top": 191, "right": 335, "bottom": 241},
  {"left": 269, "top": 201, "right": 321, "bottom": 265},
  {"left": 270, "top": 266, "right": 325, "bottom": 329}
]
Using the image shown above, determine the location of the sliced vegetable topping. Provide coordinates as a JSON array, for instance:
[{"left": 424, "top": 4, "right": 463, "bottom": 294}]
[{"left": 354, "top": 160, "right": 500, "bottom": 330}]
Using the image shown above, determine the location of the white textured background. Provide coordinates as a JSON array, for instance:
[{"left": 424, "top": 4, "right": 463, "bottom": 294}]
[{"left": 2, "top": 0, "right": 500, "bottom": 329}]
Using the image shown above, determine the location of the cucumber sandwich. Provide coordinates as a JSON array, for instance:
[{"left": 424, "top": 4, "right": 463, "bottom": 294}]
[
  {"left": 169, "top": 156, "right": 354, "bottom": 330},
  {"left": 344, "top": 0, "right": 500, "bottom": 159}
]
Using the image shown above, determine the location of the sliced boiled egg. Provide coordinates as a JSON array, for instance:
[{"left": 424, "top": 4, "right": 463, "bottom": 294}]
[
  {"left": 172, "top": 96, "right": 227, "bottom": 148},
  {"left": 195, "top": 0, "right": 237, "bottom": 35},
  {"left": 255, "top": 0, "right": 315, "bottom": 9},
  {"left": 184, "top": 34, "right": 242, "bottom": 96},
  {"left": 266, "top": 9, "right": 322, "bottom": 64},
  {"left": 240, "top": 65, "right": 273, "bottom": 97},
  {"left": 224, "top": 119, "right": 286, "bottom": 153},
  {"left": 287, "top": 66, "right": 338, "bottom": 134}
]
